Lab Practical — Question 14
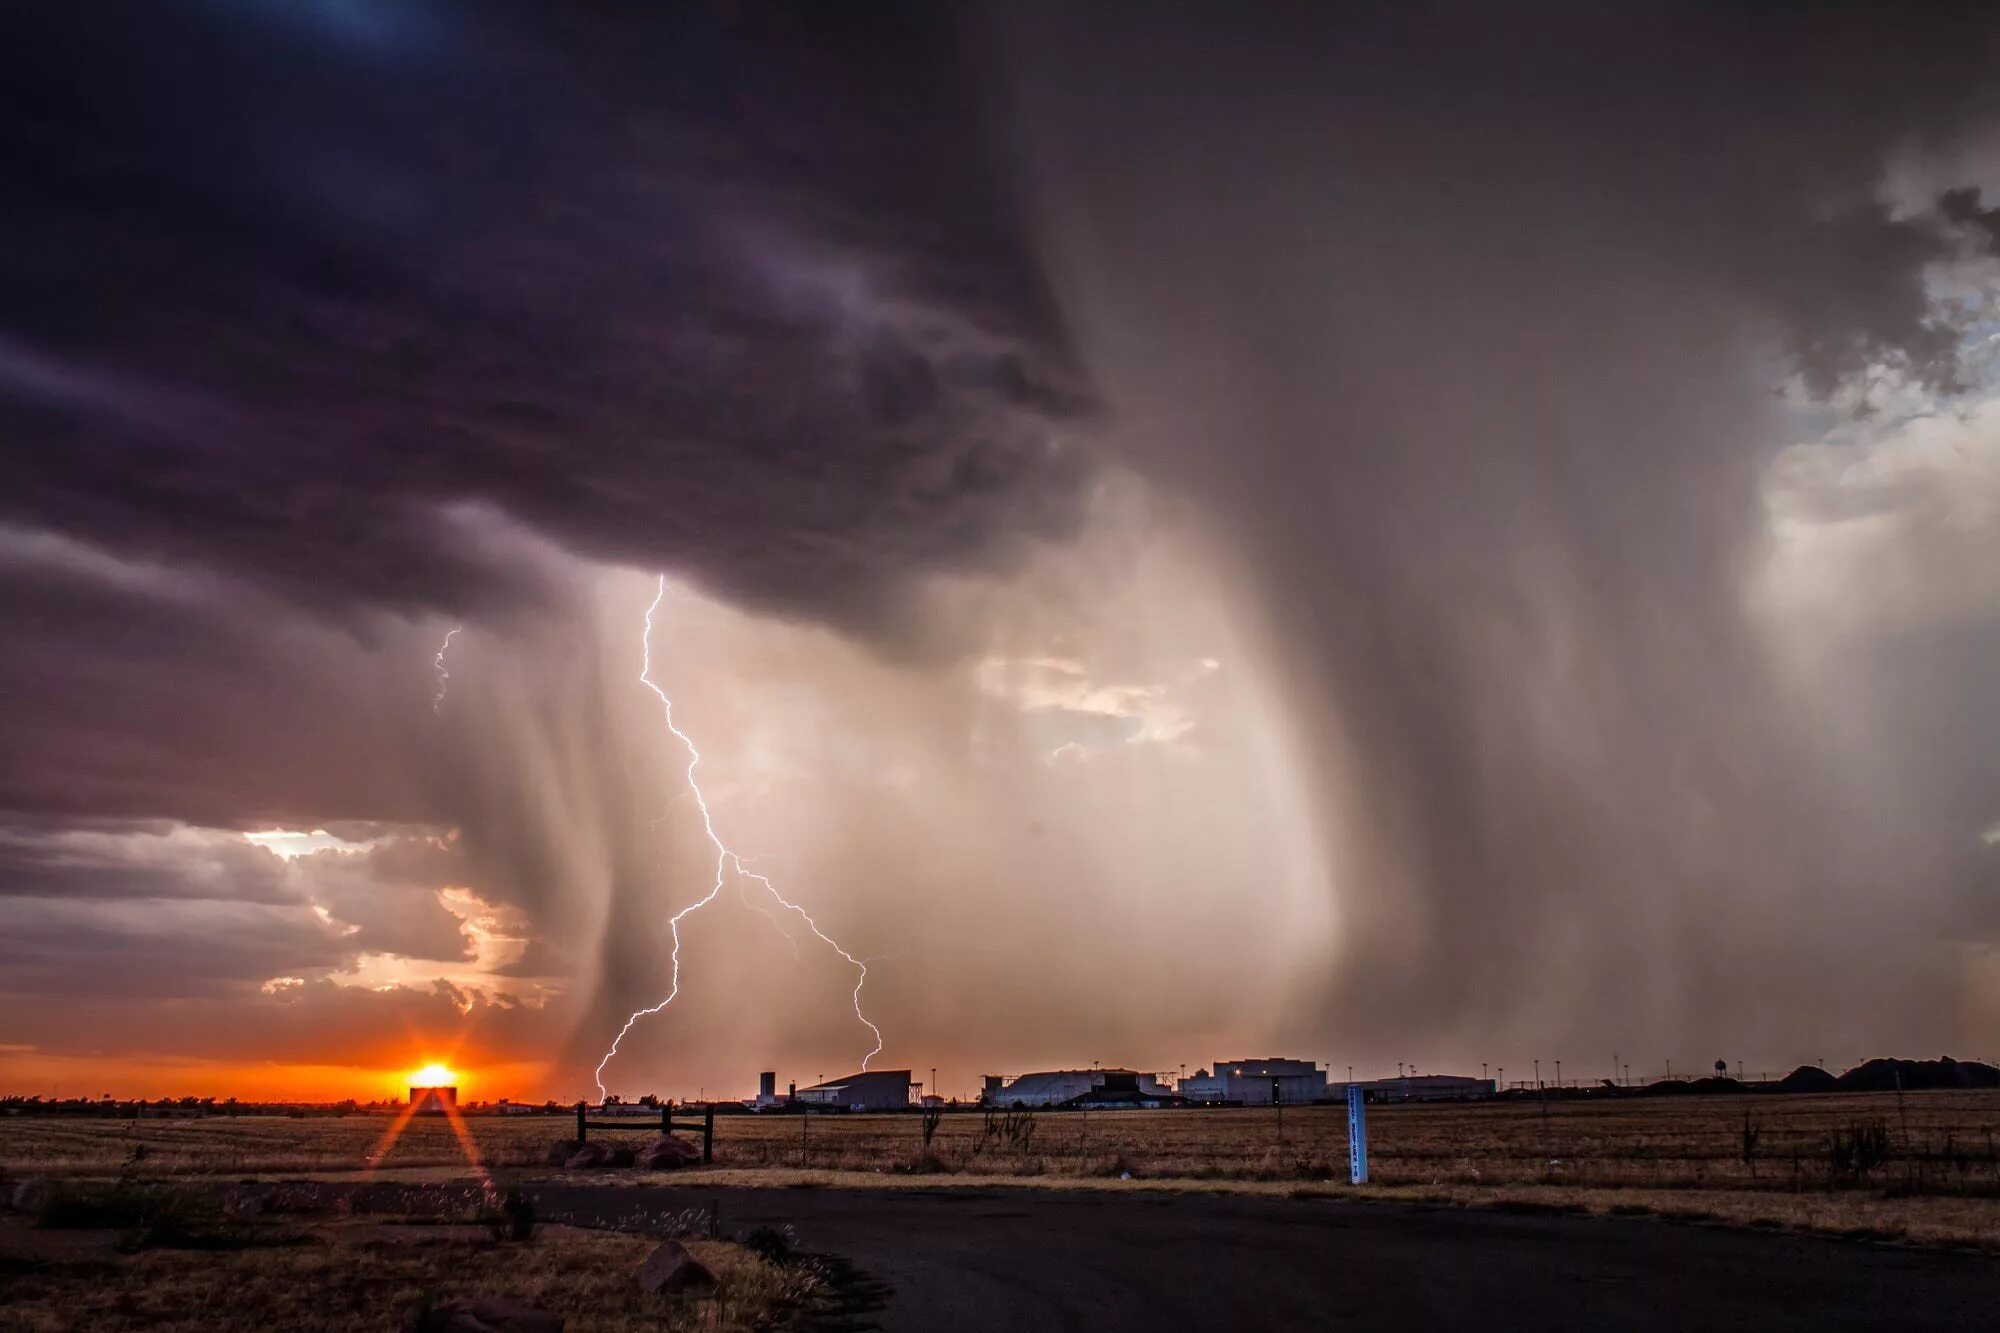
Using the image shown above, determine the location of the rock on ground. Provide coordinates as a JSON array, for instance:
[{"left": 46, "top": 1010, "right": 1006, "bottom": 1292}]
[
  {"left": 637, "top": 1239, "right": 716, "bottom": 1295},
  {"left": 562, "top": 1142, "right": 609, "bottom": 1169},
  {"left": 638, "top": 1134, "right": 702, "bottom": 1170}
]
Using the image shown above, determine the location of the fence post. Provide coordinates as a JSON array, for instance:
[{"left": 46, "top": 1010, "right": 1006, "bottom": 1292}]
[
  {"left": 660, "top": 1103, "right": 670, "bottom": 1134},
  {"left": 703, "top": 1106, "right": 715, "bottom": 1165},
  {"left": 576, "top": 1100, "right": 587, "bottom": 1143},
  {"left": 1347, "top": 1084, "right": 1369, "bottom": 1185}
]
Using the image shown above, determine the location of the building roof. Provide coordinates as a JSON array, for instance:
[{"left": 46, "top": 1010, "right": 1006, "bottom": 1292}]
[
  {"left": 1216, "top": 1058, "right": 1321, "bottom": 1075},
  {"left": 800, "top": 1069, "right": 911, "bottom": 1092}
]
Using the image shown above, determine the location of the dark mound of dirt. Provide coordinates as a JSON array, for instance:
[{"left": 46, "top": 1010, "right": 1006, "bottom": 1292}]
[
  {"left": 1640, "top": 1076, "right": 1748, "bottom": 1097},
  {"left": 1776, "top": 1065, "right": 1839, "bottom": 1092},
  {"left": 1835, "top": 1057, "right": 2000, "bottom": 1092}
]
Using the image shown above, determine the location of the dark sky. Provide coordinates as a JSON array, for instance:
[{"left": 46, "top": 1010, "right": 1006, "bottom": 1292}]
[{"left": 3, "top": 2, "right": 1999, "bottom": 1099}]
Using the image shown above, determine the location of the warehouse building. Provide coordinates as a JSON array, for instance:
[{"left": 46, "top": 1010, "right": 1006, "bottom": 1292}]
[
  {"left": 793, "top": 1069, "right": 913, "bottom": 1111},
  {"left": 1178, "top": 1058, "right": 1327, "bottom": 1105},
  {"left": 984, "top": 1069, "right": 1174, "bottom": 1108}
]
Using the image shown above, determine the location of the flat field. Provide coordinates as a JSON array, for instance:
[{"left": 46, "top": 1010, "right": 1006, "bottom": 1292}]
[
  {"left": 9, "top": 1090, "right": 2000, "bottom": 1189},
  {"left": 9, "top": 1093, "right": 2000, "bottom": 1249}
]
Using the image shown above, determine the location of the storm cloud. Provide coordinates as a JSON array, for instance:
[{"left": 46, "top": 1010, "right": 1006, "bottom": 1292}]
[
  {"left": 5, "top": 3, "right": 2000, "bottom": 1098},
  {"left": 0, "top": 2, "right": 1091, "bottom": 639}
]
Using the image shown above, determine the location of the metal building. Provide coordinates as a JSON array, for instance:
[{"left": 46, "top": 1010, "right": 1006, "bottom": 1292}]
[
  {"left": 1178, "top": 1058, "right": 1327, "bottom": 1105},
  {"left": 793, "top": 1069, "right": 913, "bottom": 1111},
  {"left": 985, "top": 1069, "right": 1173, "bottom": 1108}
]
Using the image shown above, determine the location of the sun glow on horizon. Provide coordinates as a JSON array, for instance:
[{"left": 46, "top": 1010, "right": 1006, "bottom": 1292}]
[{"left": 408, "top": 1063, "right": 457, "bottom": 1087}]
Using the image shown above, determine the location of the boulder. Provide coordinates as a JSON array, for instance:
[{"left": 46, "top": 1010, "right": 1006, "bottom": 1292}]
[
  {"left": 407, "top": 1297, "right": 564, "bottom": 1333},
  {"left": 637, "top": 1239, "right": 716, "bottom": 1295},
  {"left": 637, "top": 1134, "right": 702, "bottom": 1170},
  {"left": 544, "top": 1139, "right": 584, "bottom": 1167}
]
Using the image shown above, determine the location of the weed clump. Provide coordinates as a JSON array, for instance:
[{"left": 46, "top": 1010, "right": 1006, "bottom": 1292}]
[
  {"left": 1828, "top": 1120, "right": 1892, "bottom": 1188},
  {"left": 476, "top": 1187, "right": 537, "bottom": 1242},
  {"left": 741, "top": 1224, "right": 794, "bottom": 1266}
]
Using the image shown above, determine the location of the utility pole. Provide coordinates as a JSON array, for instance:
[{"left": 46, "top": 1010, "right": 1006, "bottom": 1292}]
[
  {"left": 1554, "top": 1060, "right": 1561, "bottom": 1090},
  {"left": 1533, "top": 1059, "right": 1540, "bottom": 1089}
]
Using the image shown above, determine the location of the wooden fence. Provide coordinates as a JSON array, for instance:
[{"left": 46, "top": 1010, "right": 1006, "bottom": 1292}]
[{"left": 573, "top": 1101, "right": 713, "bottom": 1164}]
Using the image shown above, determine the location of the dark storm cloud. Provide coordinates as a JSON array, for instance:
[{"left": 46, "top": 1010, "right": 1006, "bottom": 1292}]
[
  {"left": 0, "top": 821, "right": 481, "bottom": 987},
  {"left": 0, "top": 817, "right": 293, "bottom": 903},
  {"left": 0, "top": 896, "right": 349, "bottom": 1000},
  {"left": 0, "top": 1, "right": 1090, "bottom": 640}
]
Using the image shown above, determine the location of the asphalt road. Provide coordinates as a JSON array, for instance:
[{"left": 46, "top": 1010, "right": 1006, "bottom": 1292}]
[{"left": 525, "top": 1183, "right": 1999, "bottom": 1331}]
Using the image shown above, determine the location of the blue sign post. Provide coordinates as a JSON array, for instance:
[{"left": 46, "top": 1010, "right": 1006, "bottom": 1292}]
[{"left": 1347, "top": 1083, "right": 1369, "bottom": 1184}]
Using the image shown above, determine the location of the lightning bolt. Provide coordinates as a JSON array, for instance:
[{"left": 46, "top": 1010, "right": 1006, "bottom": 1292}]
[
  {"left": 432, "top": 627, "right": 461, "bottom": 714},
  {"left": 593, "top": 576, "right": 883, "bottom": 1102}
]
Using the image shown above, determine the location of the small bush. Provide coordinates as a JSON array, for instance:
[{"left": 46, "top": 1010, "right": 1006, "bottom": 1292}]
[
  {"left": 741, "top": 1224, "right": 794, "bottom": 1266},
  {"left": 894, "top": 1149, "right": 950, "bottom": 1175},
  {"left": 477, "top": 1188, "right": 536, "bottom": 1242},
  {"left": 1829, "top": 1120, "right": 1892, "bottom": 1187}
]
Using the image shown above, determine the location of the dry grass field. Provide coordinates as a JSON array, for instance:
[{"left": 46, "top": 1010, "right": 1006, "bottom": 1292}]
[
  {"left": 0, "top": 1209, "right": 804, "bottom": 1332},
  {"left": 9, "top": 1092, "right": 2000, "bottom": 1249},
  {"left": 9, "top": 1091, "right": 2000, "bottom": 1187}
]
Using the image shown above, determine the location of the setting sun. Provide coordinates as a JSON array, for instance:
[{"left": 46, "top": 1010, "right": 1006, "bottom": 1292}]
[{"left": 409, "top": 1063, "right": 456, "bottom": 1087}]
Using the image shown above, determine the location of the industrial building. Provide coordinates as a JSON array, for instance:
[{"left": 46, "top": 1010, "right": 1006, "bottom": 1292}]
[
  {"left": 793, "top": 1069, "right": 913, "bottom": 1111},
  {"left": 408, "top": 1084, "right": 457, "bottom": 1114},
  {"left": 1178, "top": 1058, "right": 1327, "bottom": 1105},
  {"left": 751, "top": 1071, "right": 789, "bottom": 1110},
  {"left": 983, "top": 1069, "right": 1174, "bottom": 1108}
]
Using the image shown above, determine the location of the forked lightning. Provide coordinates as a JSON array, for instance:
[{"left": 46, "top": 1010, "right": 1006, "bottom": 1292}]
[{"left": 592, "top": 576, "right": 883, "bottom": 1101}]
